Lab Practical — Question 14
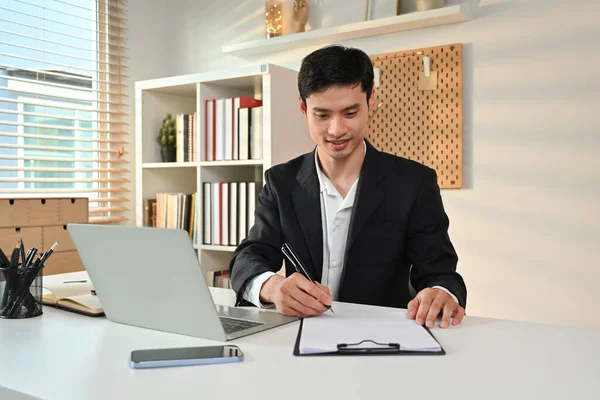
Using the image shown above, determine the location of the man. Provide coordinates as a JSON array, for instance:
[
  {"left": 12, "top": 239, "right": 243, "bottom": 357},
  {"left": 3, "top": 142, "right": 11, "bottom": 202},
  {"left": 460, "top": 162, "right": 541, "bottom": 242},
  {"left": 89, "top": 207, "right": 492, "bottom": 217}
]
[{"left": 229, "top": 45, "right": 467, "bottom": 329}]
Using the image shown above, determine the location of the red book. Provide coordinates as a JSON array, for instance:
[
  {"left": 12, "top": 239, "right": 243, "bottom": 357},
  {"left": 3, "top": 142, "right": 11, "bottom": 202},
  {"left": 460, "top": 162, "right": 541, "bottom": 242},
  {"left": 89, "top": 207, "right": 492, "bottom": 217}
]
[{"left": 232, "top": 97, "right": 262, "bottom": 160}]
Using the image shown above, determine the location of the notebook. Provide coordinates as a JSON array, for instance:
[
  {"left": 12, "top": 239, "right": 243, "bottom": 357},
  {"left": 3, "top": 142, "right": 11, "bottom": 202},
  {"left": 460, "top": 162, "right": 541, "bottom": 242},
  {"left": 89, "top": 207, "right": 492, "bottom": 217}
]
[
  {"left": 42, "top": 279, "right": 104, "bottom": 317},
  {"left": 294, "top": 305, "right": 444, "bottom": 356}
]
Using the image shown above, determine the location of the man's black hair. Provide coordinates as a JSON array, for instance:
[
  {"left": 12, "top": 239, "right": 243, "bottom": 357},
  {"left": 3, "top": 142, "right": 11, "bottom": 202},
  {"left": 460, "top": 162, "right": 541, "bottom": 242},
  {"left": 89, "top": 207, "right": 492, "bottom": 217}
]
[{"left": 298, "top": 45, "right": 374, "bottom": 106}]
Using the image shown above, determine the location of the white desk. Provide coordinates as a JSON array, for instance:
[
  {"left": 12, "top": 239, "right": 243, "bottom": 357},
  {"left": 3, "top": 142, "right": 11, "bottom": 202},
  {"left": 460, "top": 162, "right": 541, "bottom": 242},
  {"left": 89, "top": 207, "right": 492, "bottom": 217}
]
[{"left": 1, "top": 279, "right": 599, "bottom": 400}]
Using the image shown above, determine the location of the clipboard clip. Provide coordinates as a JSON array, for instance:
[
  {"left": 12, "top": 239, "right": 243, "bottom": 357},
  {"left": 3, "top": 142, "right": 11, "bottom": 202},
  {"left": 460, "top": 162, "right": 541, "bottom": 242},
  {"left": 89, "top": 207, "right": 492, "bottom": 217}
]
[{"left": 337, "top": 340, "right": 400, "bottom": 354}]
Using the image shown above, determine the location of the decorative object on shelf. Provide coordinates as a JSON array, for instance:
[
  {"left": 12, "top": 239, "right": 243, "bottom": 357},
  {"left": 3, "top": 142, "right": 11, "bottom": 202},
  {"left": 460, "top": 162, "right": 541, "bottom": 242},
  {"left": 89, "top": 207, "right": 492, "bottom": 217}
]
[
  {"left": 365, "top": 0, "right": 372, "bottom": 21},
  {"left": 157, "top": 113, "right": 176, "bottom": 162},
  {"left": 292, "top": 0, "right": 308, "bottom": 33},
  {"left": 222, "top": 4, "right": 469, "bottom": 55},
  {"left": 396, "top": 0, "right": 402, "bottom": 15},
  {"left": 265, "top": 0, "right": 283, "bottom": 38},
  {"left": 417, "top": 0, "right": 446, "bottom": 12}
]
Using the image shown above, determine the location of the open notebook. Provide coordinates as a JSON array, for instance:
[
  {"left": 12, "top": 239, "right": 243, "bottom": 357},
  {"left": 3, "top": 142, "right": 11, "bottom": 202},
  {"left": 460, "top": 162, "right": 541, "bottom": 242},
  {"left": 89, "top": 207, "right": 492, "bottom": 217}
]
[
  {"left": 296, "top": 306, "right": 443, "bottom": 355},
  {"left": 42, "top": 279, "right": 104, "bottom": 317}
]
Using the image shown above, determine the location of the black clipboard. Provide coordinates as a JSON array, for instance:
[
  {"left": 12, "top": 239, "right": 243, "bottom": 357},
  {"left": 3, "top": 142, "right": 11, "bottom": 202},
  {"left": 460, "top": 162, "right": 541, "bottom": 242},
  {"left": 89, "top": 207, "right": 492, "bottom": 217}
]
[{"left": 293, "top": 319, "right": 446, "bottom": 356}]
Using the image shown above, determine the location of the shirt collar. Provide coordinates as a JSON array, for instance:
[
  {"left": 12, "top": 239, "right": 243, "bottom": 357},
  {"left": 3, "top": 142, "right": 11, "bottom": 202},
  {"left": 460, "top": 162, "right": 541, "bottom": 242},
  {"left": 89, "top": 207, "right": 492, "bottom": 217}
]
[{"left": 315, "top": 140, "right": 366, "bottom": 195}]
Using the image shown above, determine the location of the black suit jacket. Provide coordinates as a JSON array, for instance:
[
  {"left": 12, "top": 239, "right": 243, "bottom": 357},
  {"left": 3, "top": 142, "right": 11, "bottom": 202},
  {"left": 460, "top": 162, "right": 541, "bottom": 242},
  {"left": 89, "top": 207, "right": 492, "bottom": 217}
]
[{"left": 229, "top": 140, "right": 467, "bottom": 308}]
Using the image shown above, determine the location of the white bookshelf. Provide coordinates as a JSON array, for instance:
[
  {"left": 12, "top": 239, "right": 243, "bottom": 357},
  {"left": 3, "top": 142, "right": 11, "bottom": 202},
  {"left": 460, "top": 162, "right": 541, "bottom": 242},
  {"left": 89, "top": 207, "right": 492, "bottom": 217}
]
[
  {"left": 199, "top": 160, "right": 263, "bottom": 167},
  {"left": 142, "top": 162, "right": 197, "bottom": 169},
  {"left": 135, "top": 64, "right": 314, "bottom": 286},
  {"left": 199, "top": 245, "right": 238, "bottom": 252},
  {"left": 222, "top": 3, "right": 471, "bottom": 56}
]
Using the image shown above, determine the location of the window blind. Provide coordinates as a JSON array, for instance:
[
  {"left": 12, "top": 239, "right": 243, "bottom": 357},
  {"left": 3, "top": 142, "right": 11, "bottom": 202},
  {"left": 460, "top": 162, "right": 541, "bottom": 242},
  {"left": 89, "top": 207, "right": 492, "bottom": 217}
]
[{"left": 0, "top": 0, "right": 129, "bottom": 224}]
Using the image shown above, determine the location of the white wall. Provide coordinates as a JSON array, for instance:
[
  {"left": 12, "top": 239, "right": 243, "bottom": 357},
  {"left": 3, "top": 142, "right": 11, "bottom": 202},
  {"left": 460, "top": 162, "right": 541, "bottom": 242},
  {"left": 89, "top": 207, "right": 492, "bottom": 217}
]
[
  {"left": 136, "top": 0, "right": 600, "bottom": 328},
  {"left": 124, "top": 0, "right": 174, "bottom": 224}
]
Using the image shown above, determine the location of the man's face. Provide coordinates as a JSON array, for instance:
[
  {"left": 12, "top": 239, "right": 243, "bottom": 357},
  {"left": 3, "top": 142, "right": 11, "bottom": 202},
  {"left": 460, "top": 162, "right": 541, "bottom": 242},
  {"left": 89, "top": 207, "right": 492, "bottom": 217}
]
[{"left": 300, "top": 84, "right": 375, "bottom": 162}]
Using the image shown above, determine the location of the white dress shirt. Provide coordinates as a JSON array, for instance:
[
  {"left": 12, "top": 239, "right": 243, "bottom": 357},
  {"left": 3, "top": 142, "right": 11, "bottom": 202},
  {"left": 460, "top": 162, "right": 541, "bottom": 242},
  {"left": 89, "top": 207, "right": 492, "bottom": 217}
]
[{"left": 242, "top": 141, "right": 458, "bottom": 307}]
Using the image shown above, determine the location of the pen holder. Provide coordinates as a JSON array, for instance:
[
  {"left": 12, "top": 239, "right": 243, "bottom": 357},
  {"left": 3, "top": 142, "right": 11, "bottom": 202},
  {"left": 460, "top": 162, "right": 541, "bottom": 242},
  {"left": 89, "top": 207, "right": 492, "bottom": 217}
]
[{"left": 0, "top": 264, "right": 43, "bottom": 319}]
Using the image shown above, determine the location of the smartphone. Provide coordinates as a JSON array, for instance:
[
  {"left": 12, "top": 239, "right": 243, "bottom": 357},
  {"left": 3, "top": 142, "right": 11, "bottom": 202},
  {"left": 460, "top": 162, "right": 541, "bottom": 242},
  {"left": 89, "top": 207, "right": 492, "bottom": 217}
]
[{"left": 130, "top": 345, "right": 243, "bottom": 369}]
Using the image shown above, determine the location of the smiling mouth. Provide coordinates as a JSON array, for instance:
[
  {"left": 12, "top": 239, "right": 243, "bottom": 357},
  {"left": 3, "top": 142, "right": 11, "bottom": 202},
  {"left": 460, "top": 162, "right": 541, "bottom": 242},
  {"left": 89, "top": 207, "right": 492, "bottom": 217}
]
[{"left": 328, "top": 139, "right": 350, "bottom": 145}]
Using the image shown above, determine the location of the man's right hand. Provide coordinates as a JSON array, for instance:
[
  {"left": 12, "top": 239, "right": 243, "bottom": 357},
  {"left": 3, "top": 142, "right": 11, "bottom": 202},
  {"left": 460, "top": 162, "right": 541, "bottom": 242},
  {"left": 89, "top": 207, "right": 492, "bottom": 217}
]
[{"left": 259, "top": 273, "right": 332, "bottom": 317}]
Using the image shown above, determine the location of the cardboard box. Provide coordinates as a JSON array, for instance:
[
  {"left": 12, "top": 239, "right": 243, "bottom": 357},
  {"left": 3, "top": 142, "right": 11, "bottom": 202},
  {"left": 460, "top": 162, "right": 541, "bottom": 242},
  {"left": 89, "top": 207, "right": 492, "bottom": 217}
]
[
  {"left": 43, "top": 250, "right": 85, "bottom": 276},
  {"left": 59, "top": 198, "right": 88, "bottom": 224},
  {"left": 0, "top": 198, "right": 87, "bottom": 228},
  {"left": 42, "top": 226, "right": 76, "bottom": 253},
  {"left": 0, "top": 227, "right": 43, "bottom": 255},
  {"left": 0, "top": 197, "right": 89, "bottom": 274}
]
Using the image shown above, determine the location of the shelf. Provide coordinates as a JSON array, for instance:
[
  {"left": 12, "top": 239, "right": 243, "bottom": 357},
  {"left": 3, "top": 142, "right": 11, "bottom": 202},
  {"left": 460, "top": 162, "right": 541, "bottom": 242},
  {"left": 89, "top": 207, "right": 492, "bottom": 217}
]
[
  {"left": 199, "top": 245, "right": 238, "bottom": 252},
  {"left": 199, "top": 160, "right": 263, "bottom": 167},
  {"left": 135, "top": 64, "right": 269, "bottom": 92},
  {"left": 222, "top": 3, "right": 470, "bottom": 56},
  {"left": 142, "top": 162, "right": 197, "bottom": 169},
  {"left": 146, "top": 83, "right": 197, "bottom": 97}
]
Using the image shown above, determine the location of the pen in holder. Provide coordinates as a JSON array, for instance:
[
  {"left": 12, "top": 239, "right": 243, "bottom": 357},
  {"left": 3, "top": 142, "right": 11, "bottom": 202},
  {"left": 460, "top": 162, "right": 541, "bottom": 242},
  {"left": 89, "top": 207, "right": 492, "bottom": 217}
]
[{"left": 0, "top": 240, "right": 58, "bottom": 319}]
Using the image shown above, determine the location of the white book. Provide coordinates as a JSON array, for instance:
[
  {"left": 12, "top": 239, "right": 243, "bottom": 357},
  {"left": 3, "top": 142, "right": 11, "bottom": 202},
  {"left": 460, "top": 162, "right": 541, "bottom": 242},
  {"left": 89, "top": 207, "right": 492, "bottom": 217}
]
[
  {"left": 238, "top": 182, "right": 247, "bottom": 244},
  {"left": 166, "top": 193, "right": 178, "bottom": 229},
  {"left": 224, "top": 99, "right": 233, "bottom": 161},
  {"left": 247, "top": 182, "right": 256, "bottom": 236},
  {"left": 232, "top": 98, "right": 239, "bottom": 160},
  {"left": 193, "top": 192, "right": 198, "bottom": 244},
  {"left": 222, "top": 277, "right": 231, "bottom": 289},
  {"left": 229, "top": 182, "right": 237, "bottom": 246},
  {"left": 250, "top": 107, "right": 263, "bottom": 160},
  {"left": 221, "top": 182, "right": 229, "bottom": 246},
  {"left": 211, "top": 182, "right": 220, "bottom": 245},
  {"left": 203, "top": 183, "right": 211, "bottom": 245},
  {"left": 215, "top": 99, "right": 225, "bottom": 161},
  {"left": 205, "top": 100, "right": 214, "bottom": 161},
  {"left": 238, "top": 108, "right": 249, "bottom": 160}
]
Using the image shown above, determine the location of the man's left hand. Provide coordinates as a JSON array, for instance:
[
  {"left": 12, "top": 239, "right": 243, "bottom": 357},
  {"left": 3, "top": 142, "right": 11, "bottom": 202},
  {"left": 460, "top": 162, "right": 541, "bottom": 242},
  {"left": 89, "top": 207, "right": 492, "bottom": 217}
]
[{"left": 407, "top": 288, "right": 465, "bottom": 329}]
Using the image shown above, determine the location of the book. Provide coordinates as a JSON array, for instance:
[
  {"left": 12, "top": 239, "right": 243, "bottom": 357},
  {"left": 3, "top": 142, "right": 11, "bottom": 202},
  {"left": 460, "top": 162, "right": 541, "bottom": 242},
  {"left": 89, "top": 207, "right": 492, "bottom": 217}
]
[
  {"left": 211, "top": 182, "right": 220, "bottom": 245},
  {"left": 42, "top": 280, "right": 104, "bottom": 317},
  {"left": 239, "top": 108, "right": 250, "bottom": 160},
  {"left": 229, "top": 182, "right": 237, "bottom": 246},
  {"left": 203, "top": 183, "right": 211, "bottom": 244},
  {"left": 205, "top": 99, "right": 215, "bottom": 161},
  {"left": 247, "top": 182, "right": 258, "bottom": 235},
  {"left": 143, "top": 198, "right": 156, "bottom": 227},
  {"left": 221, "top": 182, "right": 229, "bottom": 246},
  {"left": 233, "top": 97, "right": 262, "bottom": 160},
  {"left": 215, "top": 99, "right": 226, "bottom": 161},
  {"left": 238, "top": 182, "right": 247, "bottom": 245},
  {"left": 250, "top": 107, "right": 263, "bottom": 160}
]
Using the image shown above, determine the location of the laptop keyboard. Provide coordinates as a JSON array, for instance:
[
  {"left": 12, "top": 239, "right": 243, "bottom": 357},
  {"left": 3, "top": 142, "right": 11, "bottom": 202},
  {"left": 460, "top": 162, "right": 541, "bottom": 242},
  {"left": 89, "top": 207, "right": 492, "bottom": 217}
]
[{"left": 219, "top": 316, "right": 265, "bottom": 334}]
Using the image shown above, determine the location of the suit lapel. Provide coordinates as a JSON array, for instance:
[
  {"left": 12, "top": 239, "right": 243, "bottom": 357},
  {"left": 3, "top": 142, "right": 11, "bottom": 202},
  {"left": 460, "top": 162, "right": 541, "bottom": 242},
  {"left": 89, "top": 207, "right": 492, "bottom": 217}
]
[
  {"left": 291, "top": 150, "right": 323, "bottom": 281},
  {"left": 346, "top": 141, "right": 385, "bottom": 249}
]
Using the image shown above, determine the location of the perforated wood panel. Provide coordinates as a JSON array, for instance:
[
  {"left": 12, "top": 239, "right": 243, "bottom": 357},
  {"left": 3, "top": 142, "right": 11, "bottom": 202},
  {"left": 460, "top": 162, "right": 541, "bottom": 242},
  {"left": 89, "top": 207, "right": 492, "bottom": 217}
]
[{"left": 368, "top": 44, "right": 463, "bottom": 188}]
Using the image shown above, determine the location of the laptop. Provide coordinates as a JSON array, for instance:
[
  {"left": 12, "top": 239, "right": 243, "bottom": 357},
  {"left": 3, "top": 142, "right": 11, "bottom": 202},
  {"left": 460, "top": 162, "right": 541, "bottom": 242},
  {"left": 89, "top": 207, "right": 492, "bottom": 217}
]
[{"left": 66, "top": 224, "right": 297, "bottom": 341}]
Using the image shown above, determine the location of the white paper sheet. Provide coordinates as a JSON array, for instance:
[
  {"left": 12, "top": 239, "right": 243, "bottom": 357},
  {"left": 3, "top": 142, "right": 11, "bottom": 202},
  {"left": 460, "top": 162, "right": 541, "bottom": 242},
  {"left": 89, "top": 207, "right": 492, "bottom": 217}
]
[{"left": 299, "top": 306, "right": 441, "bottom": 354}]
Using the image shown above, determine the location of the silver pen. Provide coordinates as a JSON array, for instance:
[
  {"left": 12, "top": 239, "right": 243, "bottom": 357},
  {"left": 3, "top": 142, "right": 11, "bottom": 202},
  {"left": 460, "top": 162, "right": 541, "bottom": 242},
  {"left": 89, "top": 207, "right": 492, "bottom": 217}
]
[{"left": 281, "top": 243, "right": 335, "bottom": 315}]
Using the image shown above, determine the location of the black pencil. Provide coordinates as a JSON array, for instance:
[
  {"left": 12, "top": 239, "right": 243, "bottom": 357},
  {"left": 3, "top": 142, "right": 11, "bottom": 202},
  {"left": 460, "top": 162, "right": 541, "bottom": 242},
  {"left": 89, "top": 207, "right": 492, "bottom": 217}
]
[
  {"left": 0, "top": 248, "right": 9, "bottom": 267},
  {"left": 40, "top": 242, "right": 59, "bottom": 265},
  {"left": 9, "top": 242, "right": 20, "bottom": 269},
  {"left": 19, "top": 239, "right": 25, "bottom": 268}
]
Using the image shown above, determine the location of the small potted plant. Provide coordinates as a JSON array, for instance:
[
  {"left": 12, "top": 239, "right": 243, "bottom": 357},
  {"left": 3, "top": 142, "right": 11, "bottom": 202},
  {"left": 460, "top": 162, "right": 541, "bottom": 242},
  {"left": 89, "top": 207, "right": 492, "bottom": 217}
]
[{"left": 157, "top": 113, "right": 176, "bottom": 162}]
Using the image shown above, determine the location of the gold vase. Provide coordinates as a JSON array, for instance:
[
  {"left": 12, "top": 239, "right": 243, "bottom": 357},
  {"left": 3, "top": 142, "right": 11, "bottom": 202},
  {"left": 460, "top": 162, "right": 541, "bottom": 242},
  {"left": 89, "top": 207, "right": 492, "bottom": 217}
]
[{"left": 265, "top": 0, "right": 283, "bottom": 38}]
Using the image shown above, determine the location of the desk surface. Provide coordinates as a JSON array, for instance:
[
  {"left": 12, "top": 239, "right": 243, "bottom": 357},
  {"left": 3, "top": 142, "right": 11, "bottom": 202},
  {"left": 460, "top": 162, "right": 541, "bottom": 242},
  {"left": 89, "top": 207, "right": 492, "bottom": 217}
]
[{"left": 1, "top": 277, "right": 600, "bottom": 400}]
